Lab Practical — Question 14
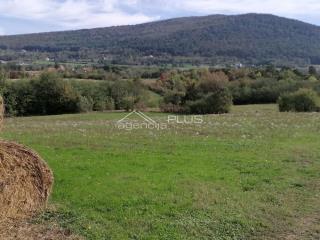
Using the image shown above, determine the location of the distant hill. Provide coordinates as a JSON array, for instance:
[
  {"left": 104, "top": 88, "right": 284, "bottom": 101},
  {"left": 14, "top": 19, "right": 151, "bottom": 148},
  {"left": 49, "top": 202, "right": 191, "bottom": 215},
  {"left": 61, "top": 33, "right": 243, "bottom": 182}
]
[{"left": 1, "top": 13, "right": 320, "bottom": 66}]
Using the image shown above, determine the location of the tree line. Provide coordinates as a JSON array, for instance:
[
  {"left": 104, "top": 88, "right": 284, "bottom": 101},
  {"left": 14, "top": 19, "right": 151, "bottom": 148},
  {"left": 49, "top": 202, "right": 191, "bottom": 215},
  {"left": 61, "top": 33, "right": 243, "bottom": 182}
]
[{"left": 1, "top": 65, "right": 320, "bottom": 116}]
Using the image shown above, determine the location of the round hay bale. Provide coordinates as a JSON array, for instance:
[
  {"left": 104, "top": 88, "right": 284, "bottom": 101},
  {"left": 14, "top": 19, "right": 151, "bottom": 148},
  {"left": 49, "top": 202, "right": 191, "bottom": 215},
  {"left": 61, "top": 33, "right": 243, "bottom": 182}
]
[{"left": 0, "top": 141, "right": 53, "bottom": 220}]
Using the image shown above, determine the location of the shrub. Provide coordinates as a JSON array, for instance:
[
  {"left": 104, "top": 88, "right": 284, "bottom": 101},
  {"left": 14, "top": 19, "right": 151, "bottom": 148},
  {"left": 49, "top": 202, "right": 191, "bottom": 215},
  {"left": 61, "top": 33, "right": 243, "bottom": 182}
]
[
  {"left": 105, "top": 97, "right": 115, "bottom": 110},
  {"left": 3, "top": 80, "right": 34, "bottom": 116},
  {"left": 93, "top": 97, "right": 115, "bottom": 111},
  {"left": 278, "top": 88, "right": 320, "bottom": 112},
  {"left": 160, "top": 70, "right": 233, "bottom": 114},
  {"left": 160, "top": 90, "right": 185, "bottom": 112},
  {"left": 184, "top": 71, "right": 232, "bottom": 114},
  {"left": 163, "top": 91, "right": 184, "bottom": 105},
  {"left": 199, "top": 71, "right": 229, "bottom": 93},
  {"left": 160, "top": 103, "right": 183, "bottom": 113},
  {"left": 185, "top": 88, "right": 232, "bottom": 114},
  {"left": 31, "top": 72, "right": 80, "bottom": 115},
  {"left": 110, "top": 80, "right": 146, "bottom": 110},
  {"left": 3, "top": 73, "right": 81, "bottom": 116},
  {"left": 78, "top": 96, "right": 94, "bottom": 112},
  {"left": 122, "top": 96, "right": 135, "bottom": 111}
]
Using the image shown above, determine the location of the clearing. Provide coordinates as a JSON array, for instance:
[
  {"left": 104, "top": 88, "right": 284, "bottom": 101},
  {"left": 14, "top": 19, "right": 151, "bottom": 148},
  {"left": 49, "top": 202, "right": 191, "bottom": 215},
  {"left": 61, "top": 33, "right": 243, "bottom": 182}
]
[{"left": 2, "top": 105, "right": 320, "bottom": 239}]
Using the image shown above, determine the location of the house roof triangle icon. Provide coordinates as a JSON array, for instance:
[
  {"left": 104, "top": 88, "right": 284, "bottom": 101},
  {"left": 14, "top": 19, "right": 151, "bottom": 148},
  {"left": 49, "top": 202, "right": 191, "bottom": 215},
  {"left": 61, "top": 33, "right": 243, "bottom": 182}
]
[{"left": 117, "top": 110, "right": 157, "bottom": 124}]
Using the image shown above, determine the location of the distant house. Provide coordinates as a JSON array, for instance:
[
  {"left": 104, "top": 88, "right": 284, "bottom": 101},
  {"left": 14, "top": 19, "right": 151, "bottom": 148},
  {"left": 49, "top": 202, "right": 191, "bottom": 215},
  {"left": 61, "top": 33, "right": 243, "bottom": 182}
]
[
  {"left": 235, "top": 63, "right": 243, "bottom": 68},
  {"left": 143, "top": 55, "right": 154, "bottom": 59}
]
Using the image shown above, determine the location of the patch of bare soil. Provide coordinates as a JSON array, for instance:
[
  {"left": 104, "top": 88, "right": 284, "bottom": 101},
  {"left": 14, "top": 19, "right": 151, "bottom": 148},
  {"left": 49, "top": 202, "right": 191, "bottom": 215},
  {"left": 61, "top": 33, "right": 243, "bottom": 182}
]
[
  {"left": 0, "top": 219, "right": 83, "bottom": 240},
  {"left": 283, "top": 214, "right": 320, "bottom": 240}
]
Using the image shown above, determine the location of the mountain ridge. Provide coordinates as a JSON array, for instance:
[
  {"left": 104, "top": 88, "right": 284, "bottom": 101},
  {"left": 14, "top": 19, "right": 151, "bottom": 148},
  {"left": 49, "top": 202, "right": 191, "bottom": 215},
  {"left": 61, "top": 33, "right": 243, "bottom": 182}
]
[
  {"left": 1, "top": 13, "right": 320, "bottom": 65},
  {"left": 1, "top": 13, "right": 319, "bottom": 37}
]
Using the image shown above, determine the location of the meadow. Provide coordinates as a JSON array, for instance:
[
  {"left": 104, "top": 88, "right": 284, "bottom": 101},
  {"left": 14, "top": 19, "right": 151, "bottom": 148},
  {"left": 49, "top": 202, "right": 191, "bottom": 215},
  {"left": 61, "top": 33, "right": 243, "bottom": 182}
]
[{"left": 2, "top": 104, "right": 320, "bottom": 239}]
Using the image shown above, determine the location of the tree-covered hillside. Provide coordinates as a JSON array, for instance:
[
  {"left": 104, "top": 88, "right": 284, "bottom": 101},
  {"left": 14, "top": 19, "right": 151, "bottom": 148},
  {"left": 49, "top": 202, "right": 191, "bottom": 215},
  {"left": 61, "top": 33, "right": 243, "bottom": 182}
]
[{"left": 1, "top": 14, "right": 320, "bottom": 65}]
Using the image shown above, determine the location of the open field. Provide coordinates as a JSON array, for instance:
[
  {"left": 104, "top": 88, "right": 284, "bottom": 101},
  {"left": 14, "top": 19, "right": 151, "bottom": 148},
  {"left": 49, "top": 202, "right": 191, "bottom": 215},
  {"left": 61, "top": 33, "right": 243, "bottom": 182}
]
[{"left": 1, "top": 105, "right": 320, "bottom": 239}]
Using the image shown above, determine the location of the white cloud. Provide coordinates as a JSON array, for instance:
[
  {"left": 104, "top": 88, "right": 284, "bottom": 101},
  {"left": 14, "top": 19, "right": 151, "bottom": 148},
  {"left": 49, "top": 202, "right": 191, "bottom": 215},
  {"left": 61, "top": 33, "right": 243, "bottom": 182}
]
[
  {"left": 121, "top": 0, "right": 320, "bottom": 24},
  {"left": 0, "top": 0, "right": 157, "bottom": 30},
  {"left": 180, "top": 0, "right": 320, "bottom": 17}
]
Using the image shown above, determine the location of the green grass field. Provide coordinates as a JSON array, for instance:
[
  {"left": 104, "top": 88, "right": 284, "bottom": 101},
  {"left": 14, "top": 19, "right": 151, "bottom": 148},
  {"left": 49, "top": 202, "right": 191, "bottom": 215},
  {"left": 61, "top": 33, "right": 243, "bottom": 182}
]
[{"left": 2, "top": 105, "right": 320, "bottom": 239}]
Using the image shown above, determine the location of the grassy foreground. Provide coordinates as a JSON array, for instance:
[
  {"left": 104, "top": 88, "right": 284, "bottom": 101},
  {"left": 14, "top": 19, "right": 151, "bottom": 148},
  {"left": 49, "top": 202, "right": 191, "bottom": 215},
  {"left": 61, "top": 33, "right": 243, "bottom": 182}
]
[{"left": 2, "top": 105, "right": 320, "bottom": 239}]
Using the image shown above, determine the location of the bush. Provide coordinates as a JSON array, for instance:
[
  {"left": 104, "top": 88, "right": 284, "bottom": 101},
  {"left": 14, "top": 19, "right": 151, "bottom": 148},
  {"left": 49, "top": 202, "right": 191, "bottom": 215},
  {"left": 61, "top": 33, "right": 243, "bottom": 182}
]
[
  {"left": 3, "top": 80, "right": 34, "bottom": 116},
  {"left": 93, "top": 97, "right": 114, "bottom": 111},
  {"left": 185, "top": 88, "right": 232, "bottom": 114},
  {"left": 160, "top": 70, "right": 233, "bottom": 114},
  {"left": 278, "top": 88, "right": 320, "bottom": 112},
  {"left": 184, "top": 71, "right": 232, "bottom": 114},
  {"left": 110, "top": 80, "right": 146, "bottom": 110},
  {"left": 31, "top": 73, "right": 80, "bottom": 115},
  {"left": 160, "top": 102, "right": 183, "bottom": 113},
  {"left": 105, "top": 97, "right": 115, "bottom": 110},
  {"left": 78, "top": 96, "right": 94, "bottom": 112},
  {"left": 3, "top": 73, "right": 81, "bottom": 116}
]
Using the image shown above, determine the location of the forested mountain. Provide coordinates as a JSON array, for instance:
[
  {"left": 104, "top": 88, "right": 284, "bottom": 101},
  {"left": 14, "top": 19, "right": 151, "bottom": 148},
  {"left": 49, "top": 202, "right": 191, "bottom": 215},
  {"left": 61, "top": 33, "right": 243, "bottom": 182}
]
[{"left": 1, "top": 13, "right": 320, "bottom": 65}]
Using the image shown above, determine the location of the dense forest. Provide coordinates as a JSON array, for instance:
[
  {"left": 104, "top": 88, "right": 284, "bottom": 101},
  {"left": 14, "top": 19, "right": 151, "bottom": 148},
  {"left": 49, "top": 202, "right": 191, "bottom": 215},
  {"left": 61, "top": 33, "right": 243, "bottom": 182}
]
[{"left": 1, "top": 14, "right": 320, "bottom": 65}]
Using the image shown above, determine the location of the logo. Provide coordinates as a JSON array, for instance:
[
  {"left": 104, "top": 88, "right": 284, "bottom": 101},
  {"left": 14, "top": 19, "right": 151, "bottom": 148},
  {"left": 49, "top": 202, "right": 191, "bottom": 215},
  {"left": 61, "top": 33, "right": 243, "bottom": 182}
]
[
  {"left": 116, "top": 110, "right": 167, "bottom": 131},
  {"left": 116, "top": 110, "right": 204, "bottom": 131},
  {"left": 167, "top": 115, "right": 204, "bottom": 124}
]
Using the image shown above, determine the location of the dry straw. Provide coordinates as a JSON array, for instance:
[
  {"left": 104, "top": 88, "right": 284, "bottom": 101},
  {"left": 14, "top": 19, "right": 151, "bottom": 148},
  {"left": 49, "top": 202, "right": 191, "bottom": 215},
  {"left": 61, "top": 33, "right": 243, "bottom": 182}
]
[{"left": 0, "top": 98, "right": 54, "bottom": 223}]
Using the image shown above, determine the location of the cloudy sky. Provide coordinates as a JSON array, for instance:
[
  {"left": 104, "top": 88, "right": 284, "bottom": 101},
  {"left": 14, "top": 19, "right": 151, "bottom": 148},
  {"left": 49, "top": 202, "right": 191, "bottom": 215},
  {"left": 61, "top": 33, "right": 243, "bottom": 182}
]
[{"left": 0, "top": 0, "right": 319, "bottom": 35}]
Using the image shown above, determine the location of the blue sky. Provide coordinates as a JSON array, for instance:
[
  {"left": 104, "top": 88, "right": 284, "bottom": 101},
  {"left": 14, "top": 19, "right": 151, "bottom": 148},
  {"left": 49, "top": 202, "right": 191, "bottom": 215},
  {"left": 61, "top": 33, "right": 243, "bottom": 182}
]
[{"left": 0, "top": 0, "right": 319, "bottom": 35}]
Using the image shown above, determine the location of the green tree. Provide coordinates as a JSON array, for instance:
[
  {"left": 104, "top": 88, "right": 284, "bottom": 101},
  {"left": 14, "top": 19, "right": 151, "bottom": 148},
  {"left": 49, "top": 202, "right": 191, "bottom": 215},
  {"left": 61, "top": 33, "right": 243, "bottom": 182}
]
[
  {"left": 31, "top": 72, "right": 80, "bottom": 115},
  {"left": 278, "top": 88, "right": 320, "bottom": 112}
]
